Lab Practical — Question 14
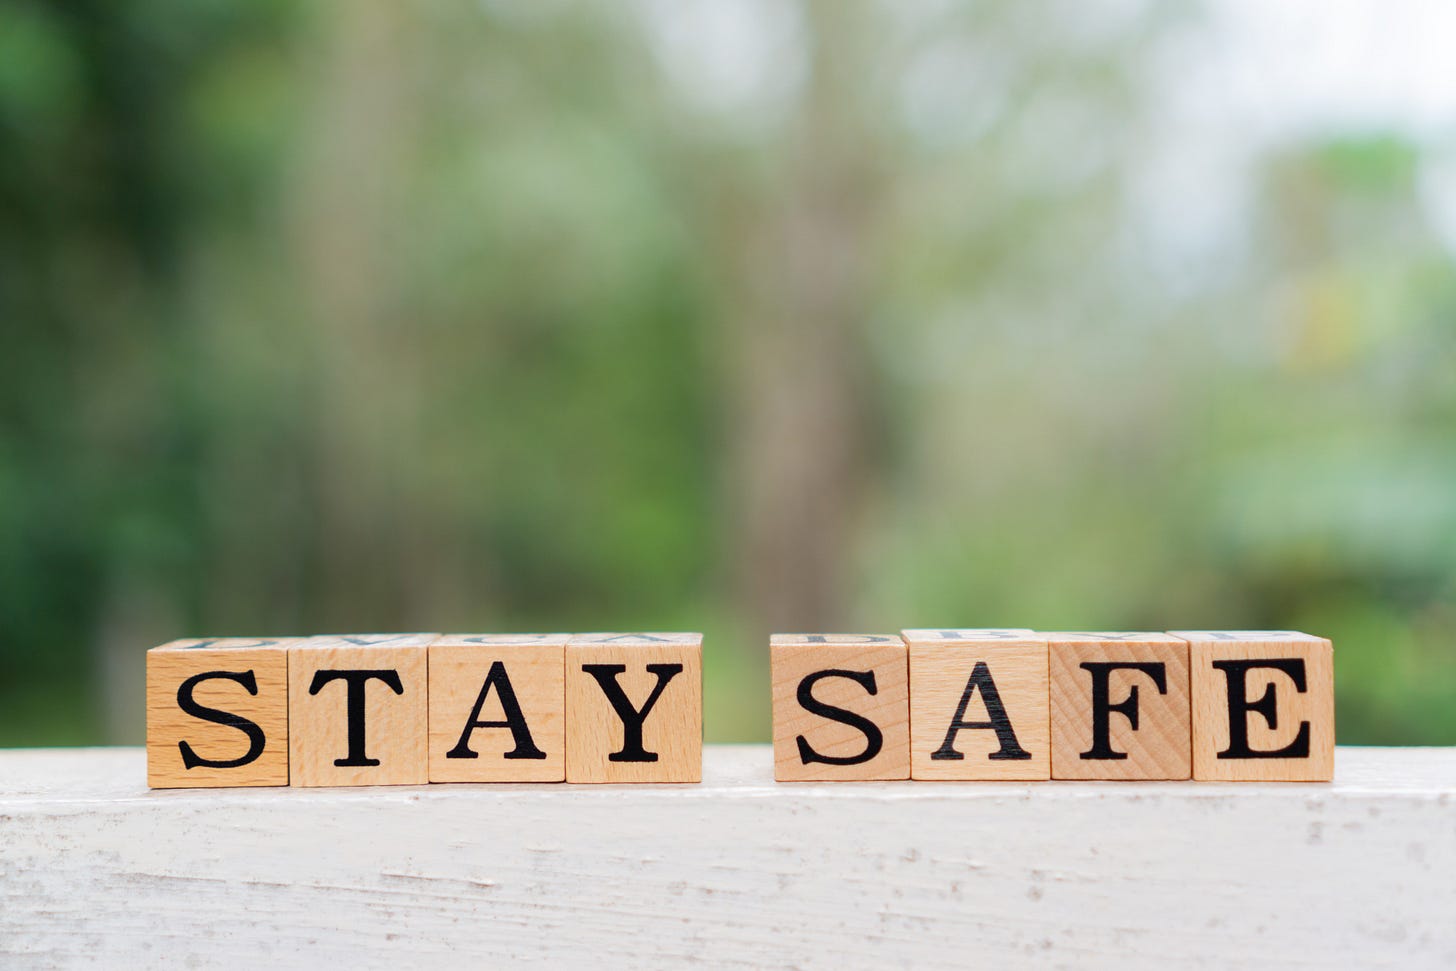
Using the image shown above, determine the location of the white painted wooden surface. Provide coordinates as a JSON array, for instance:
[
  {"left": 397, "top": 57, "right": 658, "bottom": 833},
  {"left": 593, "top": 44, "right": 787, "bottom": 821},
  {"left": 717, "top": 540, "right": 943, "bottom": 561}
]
[{"left": 1, "top": 745, "right": 1453, "bottom": 969}]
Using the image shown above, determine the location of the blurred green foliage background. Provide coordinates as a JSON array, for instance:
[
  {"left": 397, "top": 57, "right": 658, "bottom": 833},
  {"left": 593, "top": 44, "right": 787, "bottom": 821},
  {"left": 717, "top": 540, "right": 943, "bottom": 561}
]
[{"left": 2, "top": 0, "right": 1454, "bottom": 746}]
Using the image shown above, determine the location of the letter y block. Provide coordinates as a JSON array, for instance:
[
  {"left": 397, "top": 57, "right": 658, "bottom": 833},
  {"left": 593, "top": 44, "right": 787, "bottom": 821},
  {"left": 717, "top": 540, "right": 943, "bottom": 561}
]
[{"left": 565, "top": 633, "right": 702, "bottom": 783}]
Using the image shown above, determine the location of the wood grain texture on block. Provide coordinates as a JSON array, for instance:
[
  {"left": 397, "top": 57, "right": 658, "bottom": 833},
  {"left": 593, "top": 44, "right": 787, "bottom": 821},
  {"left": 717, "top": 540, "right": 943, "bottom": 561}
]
[
  {"left": 771, "top": 634, "right": 909, "bottom": 781},
  {"left": 565, "top": 633, "right": 702, "bottom": 783},
  {"left": 903, "top": 629, "right": 1049, "bottom": 781},
  {"left": 1048, "top": 632, "right": 1191, "bottom": 780},
  {"left": 1172, "top": 631, "right": 1335, "bottom": 782},
  {"left": 146, "top": 638, "right": 294, "bottom": 789},
  {"left": 428, "top": 634, "right": 567, "bottom": 783},
  {"left": 288, "top": 633, "right": 435, "bottom": 787}
]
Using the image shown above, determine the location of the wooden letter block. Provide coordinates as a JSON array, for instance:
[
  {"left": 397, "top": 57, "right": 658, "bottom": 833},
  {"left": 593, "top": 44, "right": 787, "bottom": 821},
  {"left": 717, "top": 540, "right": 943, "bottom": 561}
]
[
  {"left": 1048, "top": 632, "right": 1191, "bottom": 780},
  {"left": 565, "top": 633, "right": 702, "bottom": 783},
  {"left": 903, "top": 629, "right": 1049, "bottom": 781},
  {"left": 146, "top": 638, "right": 293, "bottom": 789},
  {"left": 771, "top": 634, "right": 909, "bottom": 782},
  {"left": 288, "top": 633, "right": 435, "bottom": 787},
  {"left": 1173, "top": 630, "right": 1335, "bottom": 782},
  {"left": 429, "top": 634, "right": 567, "bottom": 783}
]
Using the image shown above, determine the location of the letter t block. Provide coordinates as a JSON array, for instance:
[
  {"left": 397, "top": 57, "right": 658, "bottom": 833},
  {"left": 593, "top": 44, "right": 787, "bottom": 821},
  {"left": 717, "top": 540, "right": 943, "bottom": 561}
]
[
  {"left": 146, "top": 638, "right": 293, "bottom": 789},
  {"left": 771, "top": 634, "right": 909, "bottom": 781},
  {"left": 288, "top": 633, "right": 434, "bottom": 787},
  {"left": 1048, "top": 632, "right": 1191, "bottom": 780},
  {"left": 1173, "top": 631, "right": 1334, "bottom": 782},
  {"left": 565, "top": 633, "right": 702, "bottom": 783}
]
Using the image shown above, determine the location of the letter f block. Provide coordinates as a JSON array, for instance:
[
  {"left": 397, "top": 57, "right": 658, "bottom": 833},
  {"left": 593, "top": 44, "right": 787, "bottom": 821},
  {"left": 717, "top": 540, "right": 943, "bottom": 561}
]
[
  {"left": 1048, "top": 632, "right": 1191, "bottom": 780},
  {"left": 771, "top": 634, "right": 909, "bottom": 781},
  {"left": 565, "top": 633, "right": 702, "bottom": 783},
  {"left": 147, "top": 638, "right": 294, "bottom": 788},
  {"left": 1173, "top": 631, "right": 1334, "bottom": 782},
  {"left": 288, "top": 633, "right": 435, "bottom": 787}
]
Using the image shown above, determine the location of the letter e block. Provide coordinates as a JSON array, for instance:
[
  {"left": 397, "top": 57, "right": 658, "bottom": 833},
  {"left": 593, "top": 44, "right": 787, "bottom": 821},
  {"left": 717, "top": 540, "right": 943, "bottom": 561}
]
[
  {"left": 147, "top": 638, "right": 293, "bottom": 789},
  {"left": 288, "top": 634, "right": 434, "bottom": 787},
  {"left": 565, "top": 633, "right": 702, "bottom": 783},
  {"left": 1173, "top": 631, "right": 1334, "bottom": 782},
  {"left": 429, "top": 634, "right": 568, "bottom": 783},
  {"left": 771, "top": 634, "right": 909, "bottom": 781},
  {"left": 903, "top": 629, "right": 1049, "bottom": 781},
  {"left": 1048, "top": 632, "right": 1191, "bottom": 780}
]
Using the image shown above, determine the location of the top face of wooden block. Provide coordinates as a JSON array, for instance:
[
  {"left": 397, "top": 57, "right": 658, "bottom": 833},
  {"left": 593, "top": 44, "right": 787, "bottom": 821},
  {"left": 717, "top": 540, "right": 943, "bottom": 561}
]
[
  {"left": 569, "top": 633, "right": 702, "bottom": 646},
  {"left": 1168, "top": 631, "right": 1327, "bottom": 645},
  {"left": 434, "top": 633, "right": 570, "bottom": 647},
  {"left": 901, "top": 629, "right": 1036, "bottom": 644},
  {"left": 1044, "top": 632, "right": 1186, "bottom": 645},
  {"left": 302, "top": 633, "right": 439, "bottom": 648},
  {"left": 151, "top": 638, "right": 296, "bottom": 652},
  {"left": 771, "top": 634, "right": 900, "bottom": 648}
]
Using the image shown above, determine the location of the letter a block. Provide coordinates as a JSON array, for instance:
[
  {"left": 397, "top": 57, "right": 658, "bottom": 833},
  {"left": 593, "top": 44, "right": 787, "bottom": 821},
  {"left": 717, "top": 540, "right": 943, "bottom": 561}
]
[
  {"left": 428, "top": 634, "right": 568, "bottom": 783},
  {"left": 565, "top": 633, "right": 702, "bottom": 783},
  {"left": 903, "top": 629, "right": 1049, "bottom": 781},
  {"left": 288, "top": 633, "right": 435, "bottom": 787},
  {"left": 146, "top": 638, "right": 293, "bottom": 789},
  {"left": 1048, "top": 632, "right": 1191, "bottom": 780},
  {"left": 1174, "top": 631, "right": 1334, "bottom": 782},
  {"left": 771, "top": 634, "right": 909, "bottom": 782}
]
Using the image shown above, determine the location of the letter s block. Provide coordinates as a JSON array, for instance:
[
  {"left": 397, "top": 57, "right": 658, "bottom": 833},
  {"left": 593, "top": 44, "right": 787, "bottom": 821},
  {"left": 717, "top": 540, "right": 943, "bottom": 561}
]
[
  {"left": 146, "top": 638, "right": 293, "bottom": 789},
  {"left": 1048, "top": 632, "right": 1191, "bottom": 780},
  {"left": 288, "top": 633, "right": 435, "bottom": 787},
  {"left": 771, "top": 634, "right": 909, "bottom": 781},
  {"left": 1173, "top": 631, "right": 1334, "bottom": 782},
  {"left": 565, "top": 633, "right": 703, "bottom": 783}
]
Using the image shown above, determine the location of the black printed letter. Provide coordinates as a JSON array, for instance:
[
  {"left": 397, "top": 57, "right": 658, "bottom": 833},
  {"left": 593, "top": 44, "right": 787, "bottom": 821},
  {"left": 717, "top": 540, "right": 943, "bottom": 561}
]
[
  {"left": 1080, "top": 662, "right": 1167, "bottom": 760},
  {"left": 308, "top": 669, "right": 404, "bottom": 767},
  {"left": 931, "top": 661, "right": 1031, "bottom": 761},
  {"left": 446, "top": 661, "right": 546, "bottom": 760},
  {"left": 582, "top": 663, "right": 683, "bottom": 762},
  {"left": 1213, "top": 658, "right": 1310, "bottom": 759},
  {"left": 795, "top": 669, "right": 884, "bottom": 766},
  {"left": 176, "top": 670, "right": 267, "bottom": 769}
]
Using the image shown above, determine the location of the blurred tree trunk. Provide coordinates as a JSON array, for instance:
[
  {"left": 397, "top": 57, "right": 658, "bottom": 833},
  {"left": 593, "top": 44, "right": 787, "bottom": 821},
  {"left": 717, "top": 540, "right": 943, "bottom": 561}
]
[
  {"left": 289, "top": 3, "right": 447, "bottom": 631},
  {"left": 726, "top": 2, "right": 885, "bottom": 635}
]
